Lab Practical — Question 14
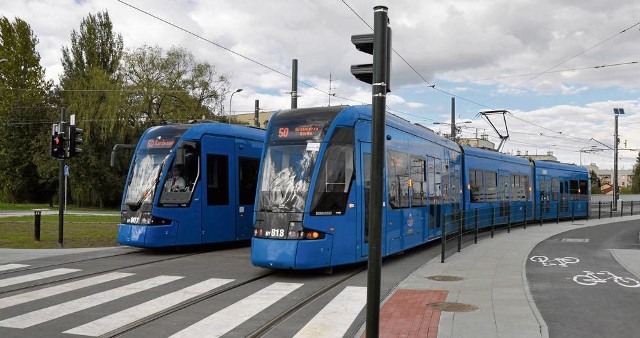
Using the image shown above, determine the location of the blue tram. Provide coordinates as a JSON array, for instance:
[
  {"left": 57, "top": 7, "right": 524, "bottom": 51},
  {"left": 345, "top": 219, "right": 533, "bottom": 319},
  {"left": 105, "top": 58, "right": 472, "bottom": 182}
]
[
  {"left": 251, "top": 105, "right": 461, "bottom": 269},
  {"left": 118, "top": 122, "right": 265, "bottom": 248},
  {"left": 251, "top": 105, "right": 590, "bottom": 270}
]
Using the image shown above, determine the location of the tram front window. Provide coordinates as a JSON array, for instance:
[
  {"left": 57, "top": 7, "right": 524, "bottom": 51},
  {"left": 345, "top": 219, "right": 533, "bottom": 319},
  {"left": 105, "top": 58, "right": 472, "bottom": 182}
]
[
  {"left": 124, "top": 149, "right": 169, "bottom": 208},
  {"left": 258, "top": 144, "right": 318, "bottom": 212}
]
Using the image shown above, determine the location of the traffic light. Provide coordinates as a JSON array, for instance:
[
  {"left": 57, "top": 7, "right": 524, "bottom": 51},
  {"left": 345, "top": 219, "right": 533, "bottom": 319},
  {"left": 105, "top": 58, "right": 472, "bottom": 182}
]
[
  {"left": 68, "top": 125, "right": 83, "bottom": 158},
  {"left": 50, "top": 132, "right": 65, "bottom": 159},
  {"left": 350, "top": 27, "right": 392, "bottom": 92}
]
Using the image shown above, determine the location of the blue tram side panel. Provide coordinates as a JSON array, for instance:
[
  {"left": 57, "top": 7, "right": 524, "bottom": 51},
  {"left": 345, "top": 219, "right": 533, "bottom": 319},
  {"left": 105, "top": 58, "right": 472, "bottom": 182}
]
[
  {"left": 117, "top": 122, "right": 265, "bottom": 248},
  {"left": 531, "top": 160, "right": 590, "bottom": 220},
  {"left": 461, "top": 146, "right": 534, "bottom": 227},
  {"left": 251, "top": 105, "right": 462, "bottom": 270}
]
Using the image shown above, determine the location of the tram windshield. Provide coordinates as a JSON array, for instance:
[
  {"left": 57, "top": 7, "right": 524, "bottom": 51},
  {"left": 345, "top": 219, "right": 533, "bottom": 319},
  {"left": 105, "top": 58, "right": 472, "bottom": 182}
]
[
  {"left": 124, "top": 125, "right": 189, "bottom": 208},
  {"left": 257, "top": 107, "right": 343, "bottom": 213},
  {"left": 258, "top": 144, "right": 319, "bottom": 212}
]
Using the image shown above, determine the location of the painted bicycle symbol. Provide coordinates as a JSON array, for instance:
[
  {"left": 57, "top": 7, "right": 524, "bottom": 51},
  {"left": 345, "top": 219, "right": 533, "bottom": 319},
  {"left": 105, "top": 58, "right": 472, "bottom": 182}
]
[
  {"left": 572, "top": 271, "right": 640, "bottom": 288},
  {"left": 530, "top": 256, "right": 579, "bottom": 267}
]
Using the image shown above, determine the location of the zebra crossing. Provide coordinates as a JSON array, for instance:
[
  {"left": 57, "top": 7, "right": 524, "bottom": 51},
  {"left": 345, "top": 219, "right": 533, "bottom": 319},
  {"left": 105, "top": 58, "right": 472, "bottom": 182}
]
[{"left": 0, "top": 263, "right": 367, "bottom": 337}]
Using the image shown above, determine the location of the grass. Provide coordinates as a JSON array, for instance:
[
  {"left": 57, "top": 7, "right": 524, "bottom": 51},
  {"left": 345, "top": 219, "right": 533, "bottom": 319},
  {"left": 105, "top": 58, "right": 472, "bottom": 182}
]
[{"left": 0, "top": 212, "right": 121, "bottom": 249}]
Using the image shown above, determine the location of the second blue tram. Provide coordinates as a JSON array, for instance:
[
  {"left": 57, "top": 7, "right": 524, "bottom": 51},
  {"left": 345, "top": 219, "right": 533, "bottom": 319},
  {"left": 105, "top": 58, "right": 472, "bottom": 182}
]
[
  {"left": 118, "top": 122, "right": 265, "bottom": 248},
  {"left": 251, "top": 105, "right": 461, "bottom": 269}
]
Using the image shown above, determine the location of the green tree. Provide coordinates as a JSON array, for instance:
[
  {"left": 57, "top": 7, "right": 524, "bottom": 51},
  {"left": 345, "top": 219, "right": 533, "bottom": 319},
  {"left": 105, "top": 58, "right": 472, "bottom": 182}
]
[
  {"left": 631, "top": 152, "right": 640, "bottom": 193},
  {"left": 0, "top": 17, "right": 54, "bottom": 203},
  {"left": 589, "top": 169, "right": 601, "bottom": 194},
  {"left": 120, "top": 45, "right": 230, "bottom": 126},
  {"left": 59, "top": 10, "right": 129, "bottom": 208}
]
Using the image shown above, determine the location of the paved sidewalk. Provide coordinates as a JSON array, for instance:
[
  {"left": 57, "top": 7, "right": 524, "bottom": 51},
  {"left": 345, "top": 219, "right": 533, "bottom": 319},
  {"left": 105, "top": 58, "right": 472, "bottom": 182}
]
[{"left": 376, "top": 215, "right": 640, "bottom": 338}]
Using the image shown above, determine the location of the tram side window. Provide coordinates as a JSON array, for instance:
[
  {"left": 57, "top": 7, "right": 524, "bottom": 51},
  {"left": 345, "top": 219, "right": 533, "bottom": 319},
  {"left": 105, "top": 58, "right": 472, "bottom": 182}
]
[
  {"left": 499, "top": 174, "right": 510, "bottom": 201},
  {"left": 309, "top": 129, "right": 355, "bottom": 216},
  {"left": 469, "top": 169, "right": 483, "bottom": 203},
  {"left": 207, "top": 154, "right": 229, "bottom": 205},
  {"left": 579, "top": 180, "right": 588, "bottom": 200},
  {"left": 511, "top": 175, "right": 518, "bottom": 201},
  {"left": 570, "top": 180, "right": 580, "bottom": 201},
  {"left": 551, "top": 177, "right": 559, "bottom": 201},
  {"left": 485, "top": 171, "right": 497, "bottom": 202},
  {"left": 387, "top": 150, "right": 410, "bottom": 209},
  {"left": 522, "top": 175, "right": 530, "bottom": 201},
  {"left": 411, "top": 157, "right": 426, "bottom": 207},
  {"left": 238, "top": 157, "right": 260, "bottom": 205}
]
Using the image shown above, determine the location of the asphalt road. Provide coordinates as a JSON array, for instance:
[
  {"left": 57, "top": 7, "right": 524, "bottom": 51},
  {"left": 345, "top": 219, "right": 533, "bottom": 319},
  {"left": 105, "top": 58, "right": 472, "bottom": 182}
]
[
  {"left": 527, "top": 220, "right": 640, "bottom": 338},
  {"left": 0, "top": 241, "right": 440, "bottom": 338}
]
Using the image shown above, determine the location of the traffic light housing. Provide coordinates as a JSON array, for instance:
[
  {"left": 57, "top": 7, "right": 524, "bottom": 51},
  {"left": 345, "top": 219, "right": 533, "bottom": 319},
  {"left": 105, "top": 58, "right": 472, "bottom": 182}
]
[
  {"left": 68, "top": 125, "right": 83, "bottom": 158},
  {"left": 50, "top": 133, "right": 65, "bottom": 159},
  {"left": 350, "top": 28, "right": 392, "bottom": 92}
]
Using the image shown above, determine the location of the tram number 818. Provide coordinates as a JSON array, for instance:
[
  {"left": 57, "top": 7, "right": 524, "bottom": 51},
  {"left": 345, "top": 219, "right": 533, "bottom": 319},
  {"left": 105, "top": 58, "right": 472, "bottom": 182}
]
[{"left": 266, "top": 229, "right": 286, "bottom": 238}]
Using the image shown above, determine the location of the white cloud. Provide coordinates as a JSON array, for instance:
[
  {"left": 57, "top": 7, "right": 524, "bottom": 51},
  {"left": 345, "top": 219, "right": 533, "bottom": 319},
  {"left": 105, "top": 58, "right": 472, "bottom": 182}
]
[{"left": 4, "top": 0, "right": 639, "bottom": 169}]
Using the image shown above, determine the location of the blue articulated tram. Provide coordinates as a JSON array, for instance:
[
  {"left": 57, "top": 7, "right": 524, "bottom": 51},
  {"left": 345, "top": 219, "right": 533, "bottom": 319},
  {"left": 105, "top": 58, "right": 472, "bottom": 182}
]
[
  {"left": 251, "top": 105, "right": 461, "bottom": 269},
  {"left": 118, "top": 122, "right": 265, "bottom": 248},
  {"left": 251, "top": 105, "right": 590, "bottom": 270}
]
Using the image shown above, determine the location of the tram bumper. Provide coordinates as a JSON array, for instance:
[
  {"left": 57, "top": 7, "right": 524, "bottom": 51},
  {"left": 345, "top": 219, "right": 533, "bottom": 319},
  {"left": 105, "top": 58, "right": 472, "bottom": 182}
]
[
  {"left": 251, "top": 237, "right": 333, "bottom": 270},
  {"left": 117, "top": 223, "right": 177, "bottom": 248}
]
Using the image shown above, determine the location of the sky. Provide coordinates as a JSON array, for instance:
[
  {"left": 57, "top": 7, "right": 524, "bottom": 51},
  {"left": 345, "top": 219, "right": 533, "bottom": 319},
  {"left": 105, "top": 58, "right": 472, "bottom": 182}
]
[{"left": 4, "top": 0, "right": 640, "bottom": 170}]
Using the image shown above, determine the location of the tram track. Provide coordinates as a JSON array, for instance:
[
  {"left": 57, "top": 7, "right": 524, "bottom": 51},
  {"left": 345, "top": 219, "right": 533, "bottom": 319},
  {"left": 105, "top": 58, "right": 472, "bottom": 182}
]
[
  {"left": 245, "top": 266, "right": 367, "bottom": 338},
  {"left": 101, "top": 270, "right": 277, "bottom": 338},
  {"left": 102, "top": 265, "right": 367, "bottom": 338}
]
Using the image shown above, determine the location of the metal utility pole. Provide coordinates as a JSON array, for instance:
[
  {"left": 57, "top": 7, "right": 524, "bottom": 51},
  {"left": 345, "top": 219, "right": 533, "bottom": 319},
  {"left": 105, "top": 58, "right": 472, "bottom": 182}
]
[
  {"left": 366, "top": 6, "right": 389, "bottom": 338},
  {"left": 450, "top": 97, "right": 456, "bottom": 140},
  {"left": 613, "top": 108, "right": 624, "bottom": 210},
  {"left": 291, "top": 59, "right": 298, "bottom": 109},
  {"left": 58, "top": 108, "right": 67, "bottom": 247},
  {"left": 254, "top": 100, "right": 260, "bottom": 128}
]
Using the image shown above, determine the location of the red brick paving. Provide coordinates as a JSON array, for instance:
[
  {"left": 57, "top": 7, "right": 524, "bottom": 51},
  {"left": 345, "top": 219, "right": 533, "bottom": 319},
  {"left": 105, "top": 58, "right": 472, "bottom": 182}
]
[{"left": 361, "top": 289, "right": 448, "bottom": 338}]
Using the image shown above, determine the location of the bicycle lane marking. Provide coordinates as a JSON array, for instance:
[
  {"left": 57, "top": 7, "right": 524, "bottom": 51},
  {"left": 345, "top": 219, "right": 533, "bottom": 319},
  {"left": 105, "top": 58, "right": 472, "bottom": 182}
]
[{"left": 572, "top": 270, "right": 640, "bottom": 287}]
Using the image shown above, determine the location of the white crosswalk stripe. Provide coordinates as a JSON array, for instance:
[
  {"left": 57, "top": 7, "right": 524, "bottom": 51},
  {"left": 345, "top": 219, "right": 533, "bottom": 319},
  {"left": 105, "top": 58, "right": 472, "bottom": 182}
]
[
  {"left": 0, "top": 272, "right": 134, "bottom": 310},
  {"left": 0, "top": 267, "right": 367, "bottom": 337},
  {"left": 63, "top": 278, "right": 235, "bottom": 337},
  {"left": 0, "top": 268, "right": 80, "bottom": 288},
  {"left": 0, "top": 275, "right": 183, "bottom": 329},
  {"left": 294, "top": 286, "right": 367, "bottom": 338},
  {"left": 169, "top": 282, "right": 304, "bottom": 338},
  {"left": 0, "top": 264, "right": 29, "bottom": 272}
]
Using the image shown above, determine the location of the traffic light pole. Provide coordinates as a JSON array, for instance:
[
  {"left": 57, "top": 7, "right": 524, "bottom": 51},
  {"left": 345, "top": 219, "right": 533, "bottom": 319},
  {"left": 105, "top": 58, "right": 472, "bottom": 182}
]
[
  {"left": 58, "top": 108, "right": 66, "bottom": 247},
  {"left": 366, "top": 6, "right": 389, "bottom": 338}
]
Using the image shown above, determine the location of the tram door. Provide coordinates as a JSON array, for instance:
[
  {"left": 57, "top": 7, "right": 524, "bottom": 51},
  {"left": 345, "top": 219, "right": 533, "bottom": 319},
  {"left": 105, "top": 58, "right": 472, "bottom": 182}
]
[
  {"left": 201, "top": 136, "right": 235, "bottom": 243},
  {"left": 357, "top": 142, "right": 371, "bottom": 258}
]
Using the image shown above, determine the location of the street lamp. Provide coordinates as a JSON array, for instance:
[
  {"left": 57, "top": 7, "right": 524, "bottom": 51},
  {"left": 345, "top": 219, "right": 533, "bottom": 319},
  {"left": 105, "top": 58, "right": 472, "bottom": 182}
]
[
  {"left": 579, "top": 145, "right": 597, "bottom": 166},
  {"left": 228, "top": 88, "right": 243, "bottom": 124}
]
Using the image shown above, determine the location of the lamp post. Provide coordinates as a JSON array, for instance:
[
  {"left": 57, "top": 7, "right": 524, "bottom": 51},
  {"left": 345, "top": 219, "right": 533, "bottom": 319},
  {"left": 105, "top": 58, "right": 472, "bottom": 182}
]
[
  {"left": 613, "top": 108, "right": 624, "bottom": 210},
  {"left": 579, "top": 145, "right": 597, "bottom": 166},
  {"left": 228, "top": 88, "right": 243, "bottom": 124}
]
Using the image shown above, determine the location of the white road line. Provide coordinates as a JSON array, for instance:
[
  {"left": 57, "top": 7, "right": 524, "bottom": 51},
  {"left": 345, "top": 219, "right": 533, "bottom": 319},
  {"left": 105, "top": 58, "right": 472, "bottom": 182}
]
[
  {"left": 64, "top": 278, "right": 234, "bottom": 337},
  {"left": 294, "top": 286, "right": 367, "bottom": 338},
  {"left": 0, "top": 264, "right": 29, "bottom": 272},
  {"left": 0, "top": 272, "right": 134, "bottom": 310},
  {"left": 0, "top": 275, "right": 182, "bottom": 329},
  {"left": 170, "top": 282, "right": 304, "bottom": 338},
  {"left": 0, "top": 268, "right": 80, "bottom": 288}
]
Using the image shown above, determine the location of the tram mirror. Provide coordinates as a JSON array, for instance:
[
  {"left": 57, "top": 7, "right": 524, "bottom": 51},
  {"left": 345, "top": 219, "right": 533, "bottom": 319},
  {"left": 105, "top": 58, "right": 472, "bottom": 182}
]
[{"left": 174, "top": 147, "right": 185, "bottom": 166}]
